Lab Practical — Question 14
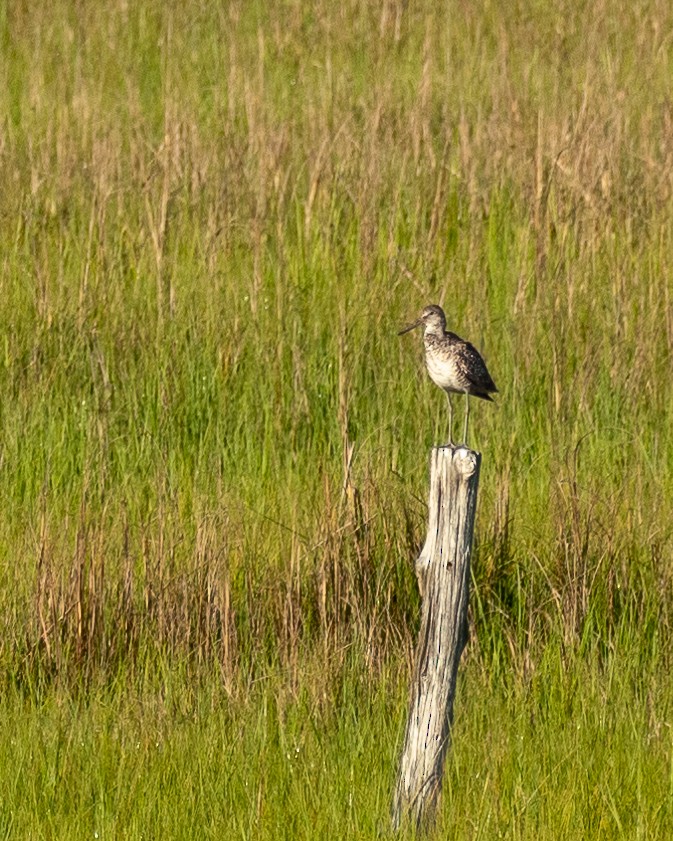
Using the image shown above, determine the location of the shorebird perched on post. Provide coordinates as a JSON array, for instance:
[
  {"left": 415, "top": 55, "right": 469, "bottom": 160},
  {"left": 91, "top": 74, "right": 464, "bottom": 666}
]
[{"left": 399, "top": 304, "right": 497, "bottom": 446}]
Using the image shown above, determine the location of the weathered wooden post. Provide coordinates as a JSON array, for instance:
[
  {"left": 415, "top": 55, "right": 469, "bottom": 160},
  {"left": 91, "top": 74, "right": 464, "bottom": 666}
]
[{"left": 392, "top": 444, "right": 481, "bottom": 831}]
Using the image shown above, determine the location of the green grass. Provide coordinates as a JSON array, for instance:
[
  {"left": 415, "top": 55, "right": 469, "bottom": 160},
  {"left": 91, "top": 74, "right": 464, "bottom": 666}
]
[
  {"left": 0, "top": 0, "right": 673, "bottom": 836},
  {"left": 2, "top": 644, "right": 672, "bottom": 839}
]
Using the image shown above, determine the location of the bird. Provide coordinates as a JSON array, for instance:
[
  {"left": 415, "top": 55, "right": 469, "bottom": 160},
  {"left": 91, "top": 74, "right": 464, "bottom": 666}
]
[{"left": 398, "top": 304, "right": 497, "bottom": 446}]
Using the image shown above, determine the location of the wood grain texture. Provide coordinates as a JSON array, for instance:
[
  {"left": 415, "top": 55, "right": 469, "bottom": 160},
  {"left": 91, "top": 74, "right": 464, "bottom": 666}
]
[{"left": 392, "top": 445, "right": 481, "bottom": 831}]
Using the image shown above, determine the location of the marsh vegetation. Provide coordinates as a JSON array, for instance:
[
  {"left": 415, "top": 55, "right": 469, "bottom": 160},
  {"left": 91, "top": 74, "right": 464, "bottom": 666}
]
[{"left": 1, "top": 1, "right": 673, "bottom": 836}]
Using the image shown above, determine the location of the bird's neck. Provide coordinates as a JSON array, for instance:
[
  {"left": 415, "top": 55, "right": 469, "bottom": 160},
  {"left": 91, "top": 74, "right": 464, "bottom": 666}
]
[{"left": 424, "top": 323, "right": 445, "bottom": 337}]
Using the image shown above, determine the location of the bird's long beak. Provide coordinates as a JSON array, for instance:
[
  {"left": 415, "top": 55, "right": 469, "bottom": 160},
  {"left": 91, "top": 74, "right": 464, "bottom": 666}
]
[{"left": 398, "top": 318, "right": 423, "bottom": 336}]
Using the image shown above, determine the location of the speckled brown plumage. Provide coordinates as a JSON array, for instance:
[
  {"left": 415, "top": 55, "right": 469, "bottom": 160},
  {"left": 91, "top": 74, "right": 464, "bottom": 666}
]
[{"left": 399, "top": 304, "right": 497, "bottom": 445}]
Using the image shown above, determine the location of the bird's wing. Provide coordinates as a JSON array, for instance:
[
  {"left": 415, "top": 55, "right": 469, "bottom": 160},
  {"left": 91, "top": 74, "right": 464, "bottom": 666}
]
[{"left": 449, "top": 335, "right": 498, "bottom": 393}]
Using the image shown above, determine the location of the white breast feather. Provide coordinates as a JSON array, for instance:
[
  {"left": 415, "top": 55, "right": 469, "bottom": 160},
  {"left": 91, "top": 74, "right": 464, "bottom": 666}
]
[{"left": 425, "top": 352, "right": 463, "bottom": 393}]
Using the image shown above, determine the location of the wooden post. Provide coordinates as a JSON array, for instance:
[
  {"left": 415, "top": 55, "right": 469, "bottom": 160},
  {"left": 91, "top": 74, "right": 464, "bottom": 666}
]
[{"left": 392, "top": 445, "right": 481, "bottom": 831}]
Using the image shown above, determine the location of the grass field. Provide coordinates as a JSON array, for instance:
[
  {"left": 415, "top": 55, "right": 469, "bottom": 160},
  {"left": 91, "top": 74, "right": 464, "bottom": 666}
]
[{"left": 1, "top": 0, "right": 673, "bottom": 837}]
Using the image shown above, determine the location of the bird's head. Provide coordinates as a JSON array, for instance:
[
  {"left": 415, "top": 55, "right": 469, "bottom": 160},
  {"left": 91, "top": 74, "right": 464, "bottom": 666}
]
[{"left": 398, "top": 304, "right": 447, "bottom": 336}]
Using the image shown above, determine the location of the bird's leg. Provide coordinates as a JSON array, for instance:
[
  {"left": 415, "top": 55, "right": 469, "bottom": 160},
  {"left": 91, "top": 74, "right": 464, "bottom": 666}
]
[
  {"left": 463, "top": 392, "right": 470, "bottom": 446},
  {"left": 446, "top": 392, "right": 454, "bottom": 446}
]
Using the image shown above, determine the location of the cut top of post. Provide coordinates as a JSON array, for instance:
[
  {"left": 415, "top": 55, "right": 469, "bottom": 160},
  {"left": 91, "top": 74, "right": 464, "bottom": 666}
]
[{"left": 432, "top": 445, "right": 480, "bottom": 477}]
